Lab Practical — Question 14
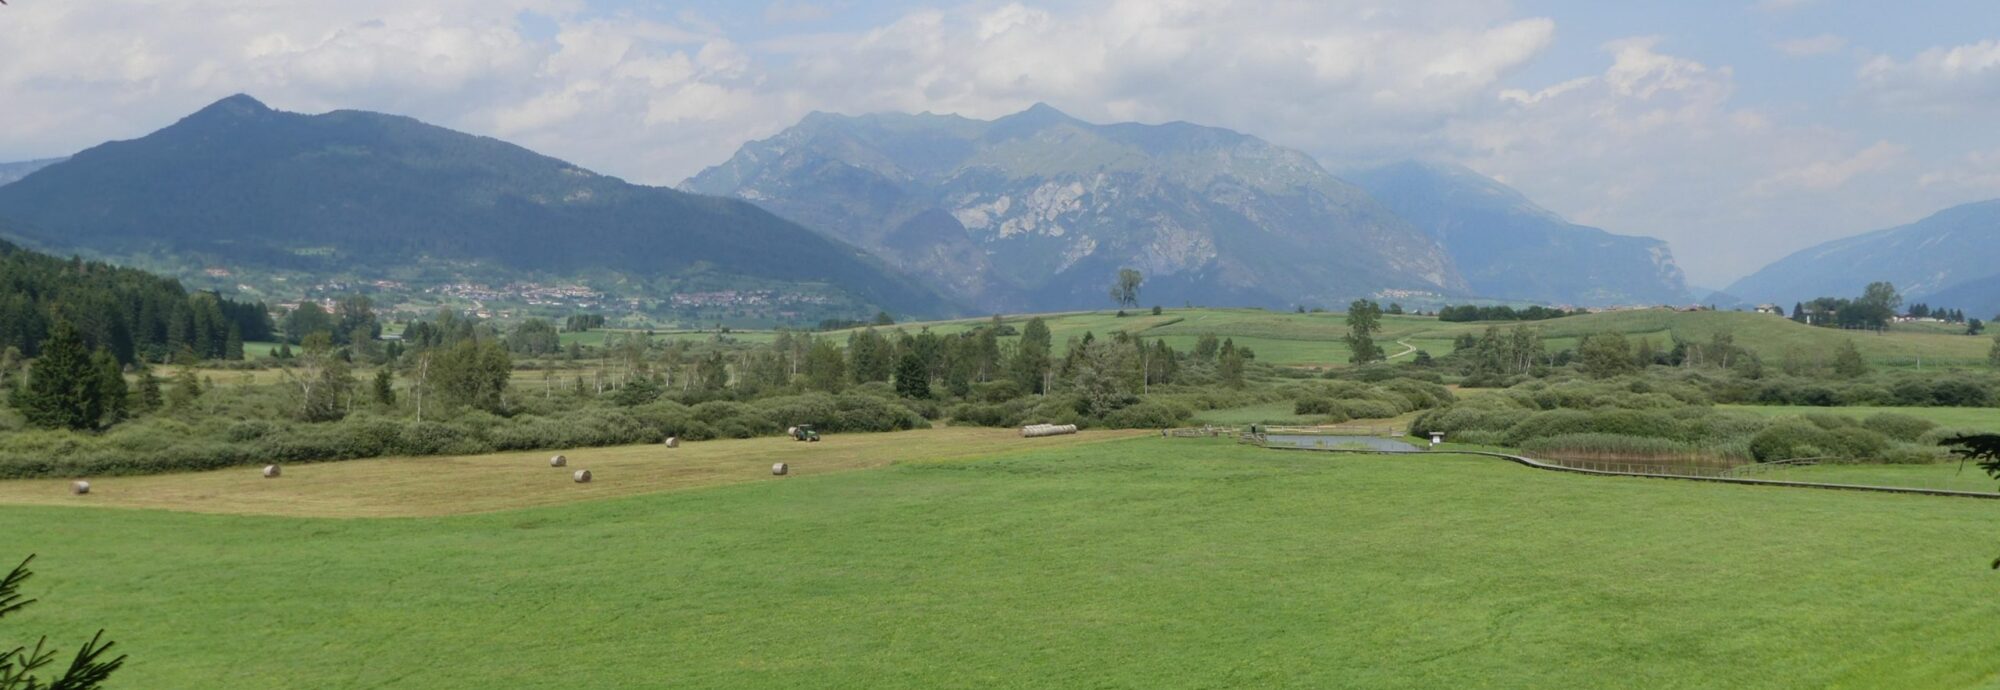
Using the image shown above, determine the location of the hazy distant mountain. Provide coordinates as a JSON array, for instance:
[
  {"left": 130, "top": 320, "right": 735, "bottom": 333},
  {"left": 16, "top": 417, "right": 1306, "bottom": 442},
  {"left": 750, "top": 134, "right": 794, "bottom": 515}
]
[
  {"left": 1725, "top": 199, "right": 2000, "bottom": 310},
  {"left": 1908, "top": 273, "right": 2000, "bottom": 321},
  {"left": 0, "top": 95, "right": 952, "bottom": 318},
  {"left": 1347, "top": 161, "right": 1690, "bottom": 307},
  {"left": 0, "top": 157, "right": 64, "bottom": 186},
  {"left": 685, "top": 104, "right": 1465, "bottom": 311}
]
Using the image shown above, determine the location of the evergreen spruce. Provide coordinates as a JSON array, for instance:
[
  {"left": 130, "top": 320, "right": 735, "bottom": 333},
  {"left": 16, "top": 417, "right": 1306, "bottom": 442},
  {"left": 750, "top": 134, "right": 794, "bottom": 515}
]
[
  {"left": 166, "top": 366, "right": 202, "bottom": 410},
  {"left": 92, "top": 348, "right": 128, "bottom": 426},
  {"left": 1832, "top": 340, "right": 1870, "bottom": 378},
  {"left": 15, "top": 320, "right": 100, "bottom": 430},
  {"left": 373, "top": 367, "right": 397, "bottom": 406},
  {"left": 134, "top": 366, "right": 163, "bottom": 412},
  {"left": 894, "top": 352, "right": 931, "bottom": 399},
  {"left": 225, "top": 324, "right": 245, "bottom": 360}
]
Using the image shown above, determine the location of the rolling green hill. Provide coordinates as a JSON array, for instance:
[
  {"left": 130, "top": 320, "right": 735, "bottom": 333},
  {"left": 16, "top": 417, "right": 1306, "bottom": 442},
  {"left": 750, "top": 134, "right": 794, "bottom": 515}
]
[{"left": 0, "top": 95, "right": 954, "bottom": 320}]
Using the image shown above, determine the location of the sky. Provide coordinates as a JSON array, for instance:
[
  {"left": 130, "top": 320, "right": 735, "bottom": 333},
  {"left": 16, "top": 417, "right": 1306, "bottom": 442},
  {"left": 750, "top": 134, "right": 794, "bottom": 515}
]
[{"left": 3, "top": 0, "right": 1999, "bottom": 287}]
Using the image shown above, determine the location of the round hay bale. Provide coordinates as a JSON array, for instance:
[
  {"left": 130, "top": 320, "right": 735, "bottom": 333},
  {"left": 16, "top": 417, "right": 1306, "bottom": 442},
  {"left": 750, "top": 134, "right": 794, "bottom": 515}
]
[
  {"left": 70, "top": 480, "right": 90, "bottom": 495},
  {"left": 573, "top": 469, "right": 592, "bottom": 483},
  {"left": 771, "top": 462, "right": 789, "bottom": 476},
  {"left": 550, "top": 455, "right": 567, "bottom": 468},
  {"left": 665, "top": 437, "right": 680, "bottom": 448},
  {"left": 262, "top": 465, "right": 281, "bottom": 478},
  {"left": 787, "top": 426, "right": 798, "bottom": 437}
]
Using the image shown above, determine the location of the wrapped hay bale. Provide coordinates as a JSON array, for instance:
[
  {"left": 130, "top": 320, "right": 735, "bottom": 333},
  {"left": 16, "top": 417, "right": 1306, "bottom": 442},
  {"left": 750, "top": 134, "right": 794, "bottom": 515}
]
[
  {"left": 550, "top": 455, "right": 568, "bottom": 468},
  {"left": 787, "top": 426, "right": 798, "bottom": 437},
  {"left": 573, "top": 469, "right": 592, "bottom": 483},
  {"left": 262, "top": 465, "right": 281, "bottom": 478},
  {"left": 1021, "top": 423, "right": 1079, "bottom": 438},
  {"left": 665, "top": 437, "right": 680, "bottom": 448},
  {"left": 70, "top": 480, "right": 90, "bottom": 495},
  {"left": 771, "top": 462, "right": 789, "bottom": 476}
]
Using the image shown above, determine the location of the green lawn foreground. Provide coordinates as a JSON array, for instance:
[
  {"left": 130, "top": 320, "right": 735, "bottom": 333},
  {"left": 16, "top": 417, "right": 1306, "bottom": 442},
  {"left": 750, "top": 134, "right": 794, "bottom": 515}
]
[{"left": 3, "top": 437, "right": 1998, "bottom": 688}]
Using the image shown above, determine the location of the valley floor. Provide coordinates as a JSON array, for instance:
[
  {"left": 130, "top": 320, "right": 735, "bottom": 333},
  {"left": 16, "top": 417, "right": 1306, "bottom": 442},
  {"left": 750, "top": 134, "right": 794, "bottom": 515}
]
[{"left": 2, "top": 436, "right": 1998, "bottom": 688}]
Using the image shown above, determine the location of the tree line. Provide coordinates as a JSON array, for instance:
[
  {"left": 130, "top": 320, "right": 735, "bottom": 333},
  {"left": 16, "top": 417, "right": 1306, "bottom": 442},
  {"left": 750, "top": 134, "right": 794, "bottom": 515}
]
[
  {"left": 1436, "top": 304, "right": 1584, "bottom": 323},
  {"left": 0, "top": 239, "right": 274, "bottom": 364}
]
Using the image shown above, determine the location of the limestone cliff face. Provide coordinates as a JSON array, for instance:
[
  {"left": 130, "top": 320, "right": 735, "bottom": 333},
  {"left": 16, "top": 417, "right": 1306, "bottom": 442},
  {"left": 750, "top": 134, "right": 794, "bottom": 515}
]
[{"left": 687, "top": 104, "right": 1465, "bottom": 311}]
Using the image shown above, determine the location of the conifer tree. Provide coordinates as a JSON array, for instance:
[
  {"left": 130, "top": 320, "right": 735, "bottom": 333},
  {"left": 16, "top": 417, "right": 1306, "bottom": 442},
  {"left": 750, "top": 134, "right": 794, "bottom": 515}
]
[
  {"left": 894, "top": 352, "right": 931, "bottom": 399},
  {"left": 225, "top": 324, "right": 245, "bottom": 361},
  {"left": 91, "top": 349, "right": 127, "bottom": 426},
  {"left": 13, "top": 321, "right": 99, "bottom": 430},
  {"left": 134, "top": 366, "right": 163, "bottom": 413},
  {"left": 373, "top": 367, "right": 397, "bottom": 407}
]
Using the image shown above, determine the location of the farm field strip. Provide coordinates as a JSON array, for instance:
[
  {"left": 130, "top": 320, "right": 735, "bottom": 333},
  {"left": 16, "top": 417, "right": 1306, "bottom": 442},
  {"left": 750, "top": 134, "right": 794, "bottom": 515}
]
[{"left": 0, "top": 427, "right": 1141, "bottom": 518}]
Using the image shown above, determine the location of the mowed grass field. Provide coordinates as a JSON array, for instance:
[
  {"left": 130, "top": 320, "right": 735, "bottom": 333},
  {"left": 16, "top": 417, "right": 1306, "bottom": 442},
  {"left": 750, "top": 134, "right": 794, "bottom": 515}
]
[
  {"left": 4, "top": 436, "right": 2000, "bottom": 688},
  {"left": 1747, "top": 461, "right": 2000, "bottom": 493},
  {"left": 0, "top": 427, "right": 1137, "bottom": 518}
]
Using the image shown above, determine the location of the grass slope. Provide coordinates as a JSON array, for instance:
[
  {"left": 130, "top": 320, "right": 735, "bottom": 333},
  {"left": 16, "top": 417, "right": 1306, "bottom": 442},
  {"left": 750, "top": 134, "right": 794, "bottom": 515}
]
[{"left": 2, "top": 438, "right": 1998, "bottom": 688}]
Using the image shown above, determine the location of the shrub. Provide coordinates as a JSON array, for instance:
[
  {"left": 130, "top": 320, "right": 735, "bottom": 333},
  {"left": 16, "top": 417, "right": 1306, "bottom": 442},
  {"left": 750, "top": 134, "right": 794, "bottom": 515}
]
[
  {"left": 1748, "top": 421, "right": 1837, "bottom": 462},
  {"left": 1827, "top": 427, "right": 1890, "bottom": 461},
  {"left": 1879, "top": 444, "right": 1948, "bottom": 465},
  {"left": 1101, "top": 401, "right": 1192, "bottom": 428},
  {"left": 1861, "top": 412, "right": 1937, "bottom": 442},
  {"left": 1803, "top": 412, "right": 1857, "bottom": 431}
]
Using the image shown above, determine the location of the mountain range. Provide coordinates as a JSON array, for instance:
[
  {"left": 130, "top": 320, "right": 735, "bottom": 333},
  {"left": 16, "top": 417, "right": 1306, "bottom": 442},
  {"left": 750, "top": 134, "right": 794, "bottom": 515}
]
[
  {"left": 1725, "top": 199, "right": 2000, "bottom": 317},
  {"left": 0, "top": 158, "right": 63, "bottom": 186},
  {"left": 1347, "top": 161, "right": 1689, "bottom": 306},
  {"left": 0, "top": 96, "right": 1707, "bottom": 322},
  {"left": 0, "top": 95, "right": 951, "bottom": 319},
  {"left": 684, "top": 104, "right": 1469, "bottom": 311}
]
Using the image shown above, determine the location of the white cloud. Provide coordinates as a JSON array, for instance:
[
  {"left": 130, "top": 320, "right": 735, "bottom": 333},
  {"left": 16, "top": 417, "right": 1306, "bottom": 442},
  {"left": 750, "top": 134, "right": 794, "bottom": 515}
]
[
  {"left": 1751, "top": 141, "right": 1907, "bottom": 195},
  {"left": 1775, "top": 34, "right": 1846, "bottom": 57},
  {"left": 1444, "top": 38, "right": 1928, "bottom": 283},
  {"left": 1859, "top": 39, "right": 2000, "bottom": 114},
  {"left": 1917, "top": 148, "right": 2000, "bottom": 198},
  {"left": 773, "top": 0, "right": 1553, "bottom": 164}
]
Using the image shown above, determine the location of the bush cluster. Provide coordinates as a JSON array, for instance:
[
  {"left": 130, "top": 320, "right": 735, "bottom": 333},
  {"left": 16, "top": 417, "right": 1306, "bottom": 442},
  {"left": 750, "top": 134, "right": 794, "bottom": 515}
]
[
  {"left": 0, "top": 391, "right": 931, "bottom": 479},
  {"left": 1292, "top": 379, "right": 1454, "bottom": 423}
]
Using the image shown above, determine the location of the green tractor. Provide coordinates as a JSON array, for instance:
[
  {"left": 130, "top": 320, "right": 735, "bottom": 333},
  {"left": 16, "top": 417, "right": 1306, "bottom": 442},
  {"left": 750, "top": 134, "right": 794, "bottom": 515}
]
[{"left": 789, "top": 424, "right": 821, "bottom": 442}]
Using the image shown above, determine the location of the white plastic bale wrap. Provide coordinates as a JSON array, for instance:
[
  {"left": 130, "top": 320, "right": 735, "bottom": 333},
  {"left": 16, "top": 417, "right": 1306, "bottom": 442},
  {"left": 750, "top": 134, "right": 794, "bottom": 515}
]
[
  {"left": 573, "top": 469, "right": 592, "bottom": 483},
  {"left": 665, "top": 437, "right": 680, "bottom": 448},
  {"left": 771, "top": 463, "right": 789, "bottom": 476},
  {"left": 70, "top": 480, "right": 90, "bottom": 495},
  {"left": 550, "top": 455, "right": 567, "bottom": 467},
  {"left": 262, "top": 465, "right": 281, "bottom": 478},
  {"left": 1020, "top": 424, "right": 1079, "bottom": 438}
]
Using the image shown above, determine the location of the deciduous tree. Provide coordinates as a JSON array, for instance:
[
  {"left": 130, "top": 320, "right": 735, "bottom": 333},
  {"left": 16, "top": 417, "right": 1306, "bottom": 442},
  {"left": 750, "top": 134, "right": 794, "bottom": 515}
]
[{"left": 1109, "top": 268, "right": 1143, "bottom": 309}]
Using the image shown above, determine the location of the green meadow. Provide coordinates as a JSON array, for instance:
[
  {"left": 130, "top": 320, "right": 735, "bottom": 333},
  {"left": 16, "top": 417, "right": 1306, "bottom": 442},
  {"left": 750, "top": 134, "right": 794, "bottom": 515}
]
[{"left": 4, "top": 435, "right": 1999, "bottom": 688}]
